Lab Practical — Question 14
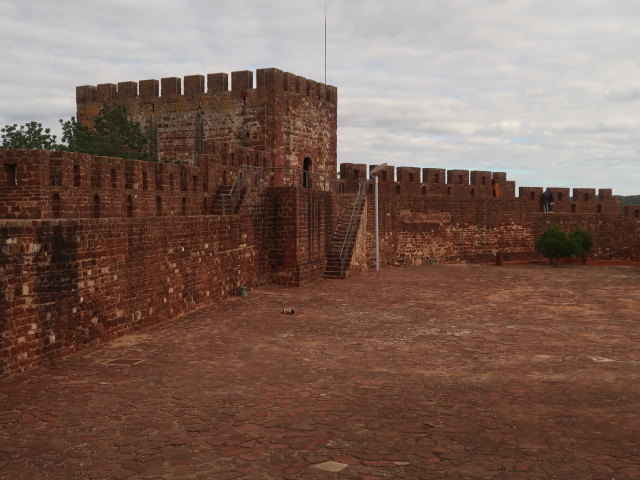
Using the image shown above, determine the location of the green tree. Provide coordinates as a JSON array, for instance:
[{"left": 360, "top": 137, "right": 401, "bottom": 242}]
[
  {"left": 1, "top": 121, "right": 59, "bottom": 150},
  {"left": 569, "top": 227, "right": 594, "bottom": 265},
  {"left": 535, "top": 223, "right": 575, "bottom": 266},
  {"left": 60, "top": 104, "right": 151, "bottom": 161}
]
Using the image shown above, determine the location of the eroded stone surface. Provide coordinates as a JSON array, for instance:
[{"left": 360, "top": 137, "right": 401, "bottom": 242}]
[{"left": 313, "top": 461, "right": 349, "bottom": 472}]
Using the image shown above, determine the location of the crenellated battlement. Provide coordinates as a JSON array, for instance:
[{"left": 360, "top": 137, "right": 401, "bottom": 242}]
[
  {"left": 0, "top": 143, "right": 270, "bottom": 220},
  {"left": 76, "top": 68, "right": 338, "bottom": 177},
  {"left": 76, "top": 68, "right": 338, "bottom": 105},
  {"left": 338, "top": 162, "right": 621, "bottom": 213},
  {"left": 340, "top": 163, "right": 517, "bottom": 197}
]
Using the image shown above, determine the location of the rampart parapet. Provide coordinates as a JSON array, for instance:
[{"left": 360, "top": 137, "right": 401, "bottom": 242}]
[
  {"left": 76, "top": 68, "right": 338, "bottom": 105},
  {"left": 338, "top": 162, "right": 621, "bottom": 214}
]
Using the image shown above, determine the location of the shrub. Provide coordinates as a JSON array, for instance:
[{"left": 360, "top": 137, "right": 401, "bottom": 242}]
[
  {"left": 569, "top": 227, "right": 594, "bottom": 265},
  {"left": 535, "top": 223, "right": 575, "bottom": 266}
]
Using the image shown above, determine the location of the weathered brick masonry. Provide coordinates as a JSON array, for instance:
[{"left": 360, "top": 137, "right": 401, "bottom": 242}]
[
  {"left": 2, "top": 67, "right": 639, "bottom": 377},
  {"left": 0, "top": 148, "right": 340, "bottom": 376},
  {"left": 76, "top": 68, "right": 337, "bottom": 179},
  {"left": 338, "top": 163, "right": 639, "bottom": 266}
]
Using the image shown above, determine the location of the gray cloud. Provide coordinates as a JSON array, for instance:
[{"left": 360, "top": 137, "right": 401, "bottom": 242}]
[{"left": 1, "top": 0, "right": 639, "bottom": 194}]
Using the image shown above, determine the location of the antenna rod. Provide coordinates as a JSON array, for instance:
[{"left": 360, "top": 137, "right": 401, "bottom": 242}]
[{"left": 324, "top": 4, "right": 327, "bottom": 84}]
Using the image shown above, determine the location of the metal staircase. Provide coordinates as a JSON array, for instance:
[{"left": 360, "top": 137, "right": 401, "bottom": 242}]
[
  {"left": 212, "top": 169, "right": 245, "bottom": 215},
  {"left": 324, "top": 179, "right": 367, "bottom": 278}
]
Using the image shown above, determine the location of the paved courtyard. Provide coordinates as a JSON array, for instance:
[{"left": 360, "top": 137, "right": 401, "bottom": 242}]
[{"left": 1, "top": 264, "right": 639, "bottom": 479}]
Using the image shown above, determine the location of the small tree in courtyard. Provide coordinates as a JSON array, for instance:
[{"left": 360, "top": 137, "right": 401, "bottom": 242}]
[
  {"left": 535, "top": 223, "right": 575, "bottom": 266},
  {"left": 569, "top": 227, "right": 594, "bottom": 265}
]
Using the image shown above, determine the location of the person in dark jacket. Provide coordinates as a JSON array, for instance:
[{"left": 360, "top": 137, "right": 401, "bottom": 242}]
[{"left": 542, "top": 188, "right": 554, "bottom": 212}]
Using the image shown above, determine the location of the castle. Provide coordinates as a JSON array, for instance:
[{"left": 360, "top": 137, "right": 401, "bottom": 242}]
[{"left": 1, "top": 67, "right": 639, "bottom": 377}]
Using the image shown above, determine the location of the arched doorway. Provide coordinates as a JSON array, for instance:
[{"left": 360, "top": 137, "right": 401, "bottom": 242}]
[
  {"left": 93, "top": 195, "right": 100, "bottom": 218},
  {"left": 302, "top": 157, "right": 312, "bottom": 188},
  {"left": 126, "top": 195, "right": 134, "bottom": 218}
]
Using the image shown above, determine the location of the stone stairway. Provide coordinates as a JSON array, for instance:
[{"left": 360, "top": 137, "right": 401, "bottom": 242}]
[
  {"left": 324, "top": 194, "right": 365, "bottom": 278},
  {"left": 212, "top": 185, "right": 242, "bottom": 215}
]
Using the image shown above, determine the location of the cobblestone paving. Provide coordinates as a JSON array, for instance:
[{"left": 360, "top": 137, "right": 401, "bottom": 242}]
[{"left": 1, "top": 264, "right": 639, "bottom": 479}]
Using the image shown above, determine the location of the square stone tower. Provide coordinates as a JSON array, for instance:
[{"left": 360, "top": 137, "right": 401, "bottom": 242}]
[{"left": 76, "top": 68, "right": 338, "bottom": 179}]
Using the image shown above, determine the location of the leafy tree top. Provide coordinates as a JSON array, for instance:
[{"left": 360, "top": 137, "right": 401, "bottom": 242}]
[
  {"left": 1, "top": 121, "right": 59, "bottom": 150},
  {"left": 61, "top": 104, "right": 151, "bottom": 161},
  {"left": 2, "top": 104, "right": 152, "bottom": 162}
]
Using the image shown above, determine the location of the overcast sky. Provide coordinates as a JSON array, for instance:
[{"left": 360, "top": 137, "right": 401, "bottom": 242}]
[{"left": 1, "top": 0, "right": 639, "bottom": 194}]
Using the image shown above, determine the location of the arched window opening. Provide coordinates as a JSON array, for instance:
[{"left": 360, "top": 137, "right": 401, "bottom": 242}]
[
  {"left": 93, "top": 195, "right": 100, "bottom": 218},
  {"left": 156, "top": 196, "right": 162, "bottom": 216},
  {"left": 558, "top": 192, "right": 564, "bottom": 201},
  {"left": 382, "top": 170, "right": 388, "bottom": 181},
  {"left": 481, "top": 176, "right": 486, "bottom": 186},
  {"left": 52, "top": 193, "right": 61, "bottom": 219},
  {"left": 4, "top": 164, "right": 18, "bottom": 186},
  {"left": 194, "top": 111, "right": 204, "bottom": 156},
  {"left": 408, "top": 172, "right": 414, "bottom": 183},
  {"left": 597, "top": 204, "right": 602, "bottom": 214},
  {"left": 396, "top": 184, "right": 401, "bottom": 194},
  {"left": 223, "top": 170, "right": 228, "bottom": 185},
  {"left": 182, "top": 197, "right": 187, "bottom": 216},
  {"left": 73, "top": 165, "right": 81, "bottom": 187},
  {"left": 126, "top": 195, "right": 133, "bottom": 218},
  {"left": 447, "top": 187, "right": 452, "bottom": 196},
  {"left": 148, "top": 115, "right": 159, "bottom": 162},
  {"left": 303, "top": 157, "right": 312, "bottom": 188},
  {"left": 584, "top": 193, "right": 589, "bottom": 201},
  {"left": 422, "top": 186, "right": 427, "bottom": 195},
  {"left": 458, "top": 174, "right": 463, "bottom": 184},
  {"left": 434, "top": 173, "right": 440, "bottom": 184},
  {"left": 470, "top": 188, "right": 475, "bottom": 197},
  {"left": 530, "top": 191, "right": 535, "bottom": 201},
  {"left": 571, "top": 204, "right": 577, "bottom": 213}
]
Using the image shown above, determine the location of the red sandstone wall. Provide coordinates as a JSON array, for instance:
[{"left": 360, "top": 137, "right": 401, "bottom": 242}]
[
  {"left": 0, "top": 216, "right": 271, "bottom": 377},
  {"left": 0, "top": 149, "right": 343, "bottom": 377},
  {"left": 0, "top": 148, "right": 272, "bottom": 220},
  {"left": 260, "top": 188, "right": 336, "bottom": 286},
  {"left": 364, "top": 194, "right": 640, "bottom": 266},
  {"left": 76, "top": 68, "right": 337, "bottom": 179}
]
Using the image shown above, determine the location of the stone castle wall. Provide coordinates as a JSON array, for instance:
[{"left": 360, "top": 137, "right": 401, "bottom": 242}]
[
  {"left": 340, "top": 163, "right": 637, "bottom": 267},
  {"left": 2, "top": 65, "right": 639, "bottom": 378},
  {"left": 0, "top": 148, "right": 342, "bottom": 377},
  {"left": 76, "top": 68, "right": 337, "bottom": 179}
]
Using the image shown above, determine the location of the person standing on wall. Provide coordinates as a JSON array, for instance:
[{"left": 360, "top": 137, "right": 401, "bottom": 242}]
[
  {"left": 492, "top": 179, "right": 500, "bottom": 198},
  {"left": 540, "top": 188, "right": 551, "bottom": 213},
  {"left": 542, "top": 188, "right": 553, "bottom": 212}
]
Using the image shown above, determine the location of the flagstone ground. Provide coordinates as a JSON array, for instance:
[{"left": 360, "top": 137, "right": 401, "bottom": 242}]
[{"left": 1, "top": 264, "right": 639, "bottom": 479}]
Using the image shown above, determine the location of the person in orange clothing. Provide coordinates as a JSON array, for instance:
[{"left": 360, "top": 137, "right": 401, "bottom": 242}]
[{"left": 492, "top": 179, "right": 500, "bottom": 198}]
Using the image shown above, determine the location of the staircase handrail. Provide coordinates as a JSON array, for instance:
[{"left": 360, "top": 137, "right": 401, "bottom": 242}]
[
  {"left": 221, "top": 168, "right": 245, "bottom": 215},
  {"left": 338, "top": 179, "right": 366, "bottom": 275}
]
